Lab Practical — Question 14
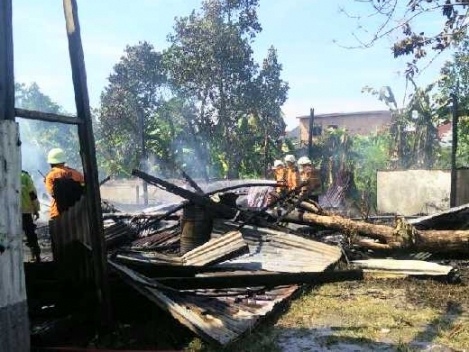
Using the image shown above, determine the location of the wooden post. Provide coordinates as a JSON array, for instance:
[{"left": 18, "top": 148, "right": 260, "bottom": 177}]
[
  {"left": 308, "top": 108, "right": 315, "bottom": 159},
  {"left": 263, "top": 131, "right": 269, "bottom": 178},
  {"left": 0, "top": 1, "right": 30, "bottom": 351},
  {"left": 136, "top": 106, "right": 148, "bottom": 205},
  {"left": 450, "top": 92, "right": 459, "bottom": 208},
  {"left": 62, "top": 0, "right": 111, "bottom": 326}
]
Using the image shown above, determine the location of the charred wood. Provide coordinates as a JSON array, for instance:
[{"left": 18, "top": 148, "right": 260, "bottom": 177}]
[{"left": 154, "top": 269, "right": 364, "bottom": 289}]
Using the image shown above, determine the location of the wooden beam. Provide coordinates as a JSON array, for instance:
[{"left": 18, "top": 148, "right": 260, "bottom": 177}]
[
  {"left": 308, "top": 107, "right": 314, "bottom": 158},
  {"left": 62, "top": 0, "right": 111, "bottom": 326},
  {"left": 0, "top": 0, "right": 14, "bottom": 121},
  {"left": 15, "top": 108, "right": 81, "bottom": 125},
  {"left": 155, "top": 270, "right": 364, "bottom": 289}
]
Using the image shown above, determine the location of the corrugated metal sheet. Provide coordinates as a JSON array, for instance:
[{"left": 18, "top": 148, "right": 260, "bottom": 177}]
[
  {"left": 217, "top": 226, "right": 342, "bottom": 273},
  {"left": 110, "top": 225, "right": 343, "bottom": 345},
  {"left": 49, "top": 197, "right": 93, "bottom": 287},
  {"left": 111, "top": 261, "right": 298, "bottom": 345},
  {"left": 115, "top": 231, "right": 249, "bottom": 268}
]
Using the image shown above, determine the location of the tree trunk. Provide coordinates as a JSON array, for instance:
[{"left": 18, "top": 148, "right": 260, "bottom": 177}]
[{"left": 284, "top": 211, "right": 469, "bottom": 253}]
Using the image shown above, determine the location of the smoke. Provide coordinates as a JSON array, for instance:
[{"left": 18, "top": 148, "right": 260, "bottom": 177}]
[{"left": 18, "top": 120, "right": 51, "bottom": 222}]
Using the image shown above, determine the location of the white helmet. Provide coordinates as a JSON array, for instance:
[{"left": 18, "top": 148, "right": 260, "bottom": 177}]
[
  {"left": 297, "top": 156, "right": 312, "bottom": 166},
  {"left": 284, "top": 154, "right": 296, "bottom": 163},
  {"left": 273, "top": 160, "right": 284, "bottom": 168}
]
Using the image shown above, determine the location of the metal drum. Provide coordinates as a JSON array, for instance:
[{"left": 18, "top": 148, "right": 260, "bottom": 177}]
[{"left": 180, "top": 203, "right": 213, "bottom": 254}]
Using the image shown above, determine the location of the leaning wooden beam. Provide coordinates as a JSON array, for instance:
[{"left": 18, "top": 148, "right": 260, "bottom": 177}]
[
  {"left": 132, "top": 169, "right": 240, "bottom": 218},
  {"left": 15, "top": 108, "right": 81, "bottom": 125},
  {"left": 155, "top": 270, "right": 364, "bottom": 290},
  {"left": 284, "top": 211, "right": 469, "bottom": 253},
  {"left": 62, "top": 0, "right": 111, "bottom": 325}
]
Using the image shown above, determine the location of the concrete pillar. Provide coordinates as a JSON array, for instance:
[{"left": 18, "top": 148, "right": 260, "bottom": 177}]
[{"left": 0, "top": 120, "right": 29, "bottom": 352}]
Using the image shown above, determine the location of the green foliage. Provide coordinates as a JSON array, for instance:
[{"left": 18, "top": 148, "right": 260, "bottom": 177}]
[
  {"left": 351, "top": 133, "right": 391, "bottom": 211},
  {"left": 98, "top": 42, "right": 173, "bottom": 177},
  {"left": 435, "top": 39, "right": 469, "bottom": 168},
  {"left": 363, "top": 84, "right": 442, "bottom": 169}
]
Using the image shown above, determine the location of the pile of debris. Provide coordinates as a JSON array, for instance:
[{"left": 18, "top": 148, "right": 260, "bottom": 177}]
[{"left": 89, "top": 169, "right": 466, "bottom": 346}]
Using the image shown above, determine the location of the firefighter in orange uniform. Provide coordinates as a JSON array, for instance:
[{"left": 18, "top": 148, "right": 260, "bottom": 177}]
[
  {"left": 272, "top": 160, "right": 287, "bottom": 197},
  {"left": 44, "top": 148, "right": 85, "bottom": 219},
  {"left": 297, "top": 156, "right": 322, "bottom": 202},
  {"left": 284, "top": 154, "right": 300, "bottom": 191}
]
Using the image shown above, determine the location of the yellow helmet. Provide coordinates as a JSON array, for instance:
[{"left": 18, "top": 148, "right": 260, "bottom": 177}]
[{"left": 47, "top": 148, "right": 66, "bottom": 164}]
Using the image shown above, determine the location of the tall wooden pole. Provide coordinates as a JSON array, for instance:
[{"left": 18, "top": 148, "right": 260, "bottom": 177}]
[
  {"left": 263, "top": 131, "right": 269, "bottom": 178},
  {"left": 62, "top": 0, "right": 111, "bottom": 326},
  {"left": 308, "top": 108, "right": 315, "bottom": 159},
  {"left": 450, "top": 92, "right": 459, "bottom": 208},
  {"left": 136, "top": 106, "right": 148, "bottom": 205},
  {"left": 0, "top": 0, "right": 30, "bottom": 351}
]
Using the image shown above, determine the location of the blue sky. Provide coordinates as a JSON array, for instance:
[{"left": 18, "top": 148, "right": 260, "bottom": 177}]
[{"left": 12, "top": 0, "right": 452, "bottom": 130}]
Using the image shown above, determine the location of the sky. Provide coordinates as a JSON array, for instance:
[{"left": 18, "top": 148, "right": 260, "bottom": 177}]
[{"left": 12, "top": 0, "right": 453, "bottom": 130}]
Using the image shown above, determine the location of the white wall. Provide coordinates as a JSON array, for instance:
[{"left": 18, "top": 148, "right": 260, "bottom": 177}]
[{"left": 377, "top": 170, "right": 451, "bottom": 216}]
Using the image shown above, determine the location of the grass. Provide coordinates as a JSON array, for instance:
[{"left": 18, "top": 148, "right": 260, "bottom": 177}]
[{"left": 186, "top": 270, "right": 469, "bottom": 351}]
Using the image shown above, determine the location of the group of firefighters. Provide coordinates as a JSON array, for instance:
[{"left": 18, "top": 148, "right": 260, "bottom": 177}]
[
  {"left": 270, "top": 154, "right": 322, "bottom": 203},
  {"left": 21, "top": 148, "right": 84, "bottom": 262}
]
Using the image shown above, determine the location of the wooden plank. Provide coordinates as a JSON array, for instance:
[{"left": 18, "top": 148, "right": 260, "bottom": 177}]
[
  {"left": 182, "top": 231, "right": 249, "bottom": 266},
  {"left": 156, "top": 270, "right": 364, "bottom": 289},
  {"left": 62, "top": 0, "right": 111, "bottom": 325},
  {"left": 0, "top": 0, "right": 14, "bottom": 121},
  {"left": 352, "top": 259, "right": 453, "bottom": 276},
  {"left": 15, "top": 108, "right": 81, "bottom": 125}
]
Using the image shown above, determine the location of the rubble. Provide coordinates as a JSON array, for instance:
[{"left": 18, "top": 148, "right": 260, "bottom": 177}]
[{"left": 30, "top": 172, "right": 468, "bottom": 347}]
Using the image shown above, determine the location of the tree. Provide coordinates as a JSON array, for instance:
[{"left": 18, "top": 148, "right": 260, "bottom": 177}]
[
  {"left": 363, "top": 84, "right": 442, "bottom": 168},
  {"left": 98, "top": 42, "right": 169, "bottom": 176},
  {"left": 344, "top": 1, "right": 469, "bottom": 76},
  {"left": 434, "top": 39, "right": 469, "bottom": 167},
  {"left": 165, "top": 0, "right": 288, "bottom": 178}
]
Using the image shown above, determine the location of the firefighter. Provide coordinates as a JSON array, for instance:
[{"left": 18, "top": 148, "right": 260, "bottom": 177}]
[
  {"left": 44, "top": 148, "right": 85, "bottom": 219},
  {"left": 284, "top": 154, "right": 300, "bottom": 191},
  {"left": 267, "top": 159, "right": 287, "bottom": 207},
  {"left": 297, "top": 156, "right": 322, "bottom": 202},
  {"left": 21, "top": 170, "right": 41, "bottom": 262},
  {"left": 272, "top": 159, "right": 287, "bottom": 196}
]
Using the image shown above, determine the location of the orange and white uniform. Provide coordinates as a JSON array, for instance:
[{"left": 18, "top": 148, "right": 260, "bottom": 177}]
[
  {"left": 300, "top": 165, "right": 321, "bottom": 197},
  {"left": 45, "top": 166, "right": 84, "bottom": 218},
  {"left": 273, "top": 165, "right": 286, "bottom": 195},
  {"left": 286, "top": 165, "right": 300, "bottom": 191}
]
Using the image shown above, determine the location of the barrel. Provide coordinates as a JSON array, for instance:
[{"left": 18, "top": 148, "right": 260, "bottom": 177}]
[{"left": 180, "top": 204, "right": 213, "bottom": 254}]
